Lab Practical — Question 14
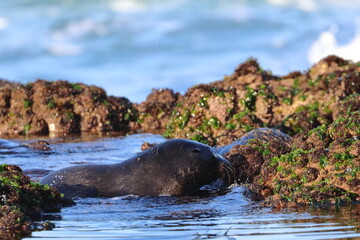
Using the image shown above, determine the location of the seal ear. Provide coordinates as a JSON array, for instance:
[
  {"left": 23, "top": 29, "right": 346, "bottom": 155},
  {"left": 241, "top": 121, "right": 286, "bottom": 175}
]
[{"left": 191, "top": 148, "right": 200, "bottom": 153}]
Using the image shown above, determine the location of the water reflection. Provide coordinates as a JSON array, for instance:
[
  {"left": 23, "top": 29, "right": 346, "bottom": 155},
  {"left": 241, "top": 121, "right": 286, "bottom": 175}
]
[
  {"left": 26, "top": 187, "right": 360, "bottom": 240},
  {"left": 1, "top": 134, "right": 359, "bottom": 240}
]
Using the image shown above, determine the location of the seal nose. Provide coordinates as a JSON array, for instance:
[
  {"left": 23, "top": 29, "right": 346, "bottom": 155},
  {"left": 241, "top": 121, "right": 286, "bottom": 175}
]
[{"left": 215, "top": 153, "right": 235, "bottom": 186}]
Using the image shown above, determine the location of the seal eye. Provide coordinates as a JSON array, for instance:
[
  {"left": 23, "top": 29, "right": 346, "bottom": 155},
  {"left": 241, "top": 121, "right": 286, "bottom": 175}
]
[{"left": 191, "top": 148, "right": 200, "bottom": 154}]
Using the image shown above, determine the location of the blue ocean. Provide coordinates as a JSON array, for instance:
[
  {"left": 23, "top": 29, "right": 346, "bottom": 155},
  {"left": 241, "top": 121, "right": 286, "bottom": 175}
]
[{"left": 0, "top": 0, "right": 359, "bottom": 103}]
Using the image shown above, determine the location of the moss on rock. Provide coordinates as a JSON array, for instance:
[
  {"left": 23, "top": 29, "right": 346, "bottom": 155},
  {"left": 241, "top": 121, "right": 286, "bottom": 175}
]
[
  {"left": 163, "top": 55, "right": 359, "bottom": 145},
  {"left": 0, "top": 164, "right": 72, "bottom": 239},
  {"left": 165, "top": 85, "right": 239, "bottom": 145},
  {"left": 224, "top": 111, "right": 360, "bottom": 207},
  {"left": 131, "top": 88, "right": 180, "bottom": 131},
  {"left": 0, "top": 55, "right": 359, "bottom": 214},
  {"left": 0, "top": 80, "right": 137, "bottom": 136}
]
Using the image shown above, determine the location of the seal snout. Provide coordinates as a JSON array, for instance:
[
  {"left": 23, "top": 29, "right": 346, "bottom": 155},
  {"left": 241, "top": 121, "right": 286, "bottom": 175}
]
[{"left": 216, "top": 154, "right": 235, "bottom": 187}]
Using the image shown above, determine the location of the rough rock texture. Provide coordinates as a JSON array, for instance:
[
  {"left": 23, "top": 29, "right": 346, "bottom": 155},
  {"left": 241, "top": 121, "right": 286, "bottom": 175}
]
[
  {"left": 0, "top": 54, "right": 359, "bottom": 221},
  {"left": 225, "top": 138, "right": 292, "bottom": 184},
  {"left": 0, "top": 80, "right": 137, "bottom": 136},
  {"left": 165, "top": 84, "right": 240, "bottom": 145},
  {"left": 0, "top": 164, "right": 71, "bottom": 239},
  {"left": 131, "top": 56, "right": 358, "bottom": 207},
  {"left": 164, "top": 55, "right": 360, "bottom": 145},
  {"left": 225, "top": 111, "right": 359, "bottom": 207},
  {"left": 0, "top": 55, "right": 358, "bottom": 142},
  {"left": 132, "top": 55, "right": 359, "bottom": 207},
  {"left": 132, "top": 88, "right": 181, "bottom": 132}
]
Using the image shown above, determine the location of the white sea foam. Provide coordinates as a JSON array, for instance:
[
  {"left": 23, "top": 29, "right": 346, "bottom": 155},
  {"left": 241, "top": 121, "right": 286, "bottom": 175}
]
[
  {"left": 321, "top": 0, "right": 360, "bottom": 7},
  {"left": 267, "top": 0, "right": 318, "bottom": 12},
  {"left": 0, "top": 17, "right": 9, "bottom": 30},
  {"left": 48, "top": 19, "right": 108, "bottom": 56},
  {"left": 308, "top": 22, "right": 360, "bottom": 63},
  {"left": 216, "top": 3, "right": 253, "bottom": 22},
  {"left": 109, "top": 0, "right": 146, "bottom": 13},
  {"left": 52, "top": 19, "right": 107, "bottom": 40},
  {"left": 48, "top": 43, "right": 83, "bottom": 56},
  {"left": 268, "top": 0, "right": 360, "bottom": 10}
]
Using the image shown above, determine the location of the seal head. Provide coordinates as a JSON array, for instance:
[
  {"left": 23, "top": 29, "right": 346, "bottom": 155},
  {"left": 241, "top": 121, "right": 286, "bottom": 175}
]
[{"left": 40, "top": 139, "right": 233, "bottom": 198}]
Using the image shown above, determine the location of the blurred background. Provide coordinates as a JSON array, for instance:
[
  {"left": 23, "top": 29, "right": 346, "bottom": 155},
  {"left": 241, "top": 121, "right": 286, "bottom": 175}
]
[{"left": 0, "top": 0, "right": 359, "bottom": 102}]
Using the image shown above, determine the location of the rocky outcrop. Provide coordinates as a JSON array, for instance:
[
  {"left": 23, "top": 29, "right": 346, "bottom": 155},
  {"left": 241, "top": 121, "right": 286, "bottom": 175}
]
[
  {"left": 0, "top": 164, "right": 73, "bottom": 239},
  {"left": 131, "top": 88, "right": 181, "bottom": 132},
  {"left": 226, "top": 111, "right": 359, "bottom": 207},
  {"left": 0, "top": 80, "right": 137, "bottom": 136},
  {"left": 0, "top": 55, "right": 358, "bottom": 141},
  {"left": 0, "top": 54, "right": 359, "bottom": 228},
  {"left": 164, "top": 55, "right": 359, "bottom": 145}
]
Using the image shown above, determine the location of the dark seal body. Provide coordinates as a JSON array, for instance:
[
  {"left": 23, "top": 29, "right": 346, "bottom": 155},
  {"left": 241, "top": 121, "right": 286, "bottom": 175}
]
[
  {"left": 215, "top": 128, "right": 293, "bottom": 156},
  {"left": 40, "top": 139, "right": 233, "bottom": 198}
]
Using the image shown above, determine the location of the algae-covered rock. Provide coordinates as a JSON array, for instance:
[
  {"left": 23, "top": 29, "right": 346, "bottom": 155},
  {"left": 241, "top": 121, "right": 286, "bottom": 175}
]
[
  {"left": 132, "top": 88, "right": 181, "bottom": 131},
  {"left": 0, "top": 55, "right": 359, "bottom": 210},
  {"left": 225, "top": 111, "right": 360, "bottom": 207},
  {"left": 0, "top": 79, "right": 137, "bottom": 136},
  {"left": 164, "top": 55, "right": 359, "bottom": 145},
  {"left": 0, "top": 164, "right": 71, "bottom": 239},
  {"left": 165, "top": 84, "right": 240, "bottom": 145},
  {"left": 1, "top": 55, "right": 358, "bottom": 140}
]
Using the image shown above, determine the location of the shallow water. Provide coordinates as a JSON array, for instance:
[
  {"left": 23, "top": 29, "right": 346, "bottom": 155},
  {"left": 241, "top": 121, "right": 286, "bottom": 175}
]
[{"left": 1, "top": 134, "right": 360, "bottom": 240}]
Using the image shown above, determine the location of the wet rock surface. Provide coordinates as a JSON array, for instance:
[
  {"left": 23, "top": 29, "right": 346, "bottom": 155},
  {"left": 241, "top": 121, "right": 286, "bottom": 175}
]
[
  {"left": 163, "top": 55, "right": 359, "bottom": 143},
  {"left": 132, "top": 88, "right": 181, "bottom": 132},
  {"left": 135, "top": 55, "right": 359, "bottom": 207},
  {"left": 0, "top": 80, "right": 137, "bottom": 136},
  {"left": 0, "top": 55, "right": 359, "bottom": 236},
  {"left": 0, "top": 55, "right": 358, "bottom": 141},
  {"left": 0, "top": 164, "right": 73, "bottom": 239},
  {"left": 136, "top": 55, "right": 359, "bottom": 207},
  {"left": 227, "top": 111, "right": 359, "bottom": 207}
]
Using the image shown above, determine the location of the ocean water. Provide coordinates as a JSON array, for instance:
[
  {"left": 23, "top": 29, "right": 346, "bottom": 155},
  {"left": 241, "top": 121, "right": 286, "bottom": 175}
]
[
  {"left": 0, "top": 0, "right": 360, "bottom": 103},
  {"left": 0, "top": 134, "right": 359, "bottom": 240}
]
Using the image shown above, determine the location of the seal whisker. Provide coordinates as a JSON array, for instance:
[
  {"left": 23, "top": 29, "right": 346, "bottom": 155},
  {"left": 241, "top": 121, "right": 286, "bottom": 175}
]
[
  {"left": 224, "top": 166, "right": 233, "bottom": 186},
  {"left": 218, "top": 161, "right": 235, "bottom": 187}
]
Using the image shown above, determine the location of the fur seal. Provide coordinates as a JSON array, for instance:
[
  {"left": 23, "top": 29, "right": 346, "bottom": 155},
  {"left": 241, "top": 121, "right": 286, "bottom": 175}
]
[{"left": 40, "top": 139, "right": 234, "bottom": 198}]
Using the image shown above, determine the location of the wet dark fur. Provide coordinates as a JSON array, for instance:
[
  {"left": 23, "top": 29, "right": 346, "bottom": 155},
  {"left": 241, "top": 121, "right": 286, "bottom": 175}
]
[
  {"left": 40, "top": 139, "right": 233, "bottom": 198},
  {"left": 40, "top": 128, "right": 291, "bottom": 198}
]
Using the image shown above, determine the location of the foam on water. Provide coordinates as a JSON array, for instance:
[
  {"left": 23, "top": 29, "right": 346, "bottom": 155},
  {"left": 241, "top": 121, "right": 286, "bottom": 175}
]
[
  {"left": 267, "top": 0, "right": 318, "bottom": 12},
  {"left": 308, "top": 20, "right": 360, "bottom": 63},
  {"left": 0, "top": 17, "right": 8, "bottom": 30}
]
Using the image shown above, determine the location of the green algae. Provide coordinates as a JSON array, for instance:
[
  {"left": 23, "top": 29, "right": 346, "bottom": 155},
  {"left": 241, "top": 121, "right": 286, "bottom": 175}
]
[
  {"left": 70, "top": 83, "right": 82, "bottom": 91},
  {"left": 124, "top": 108, "right": 138, "bottom": 122},
  {"left": 198, "top": 96, "right": 209, "bottom": 108},
  {"left": 240, "top": 86, "right": 257, "bottom": 112},
  {"left": 0, "top": 164, "right": 66, "bottom": 238},
  {"left": 22, "top": 123, "right": 31, "bottom": 135},
  {"left": 270, "top": 148, "right": 309, "bottom": 166},
  {"left": 47, "top": 99, "right": 56, "bottom": 109},
  {"left": 250, "top": 140, "right": 271, "bottom": 157},
  {"left": 257, "top": 112, "right": 360, "bottom": 206},
  {"left": 23, "top": 99, "right": 32, "bottom": 109}
]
